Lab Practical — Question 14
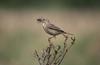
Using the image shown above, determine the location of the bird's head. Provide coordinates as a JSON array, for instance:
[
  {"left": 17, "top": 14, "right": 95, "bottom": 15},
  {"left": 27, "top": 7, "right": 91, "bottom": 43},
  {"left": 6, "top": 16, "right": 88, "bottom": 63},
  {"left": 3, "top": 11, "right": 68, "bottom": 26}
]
[{"left": 37, "top": 18, "right": 49, "bottom": 24}]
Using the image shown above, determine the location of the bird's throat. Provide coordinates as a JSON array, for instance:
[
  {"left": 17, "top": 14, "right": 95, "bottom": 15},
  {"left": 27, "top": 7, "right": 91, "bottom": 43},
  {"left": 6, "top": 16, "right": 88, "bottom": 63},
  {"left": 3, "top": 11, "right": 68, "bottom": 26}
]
[{"left": 42, "top": 23, "right": 46, "bottom": 28}]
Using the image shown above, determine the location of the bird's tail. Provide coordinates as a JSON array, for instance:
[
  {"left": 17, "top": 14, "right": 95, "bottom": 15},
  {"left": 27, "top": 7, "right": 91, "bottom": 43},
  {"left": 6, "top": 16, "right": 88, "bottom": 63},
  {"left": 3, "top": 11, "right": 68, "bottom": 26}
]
[{"left": 63, "top": 32, "right": 74, "bottom": 35}]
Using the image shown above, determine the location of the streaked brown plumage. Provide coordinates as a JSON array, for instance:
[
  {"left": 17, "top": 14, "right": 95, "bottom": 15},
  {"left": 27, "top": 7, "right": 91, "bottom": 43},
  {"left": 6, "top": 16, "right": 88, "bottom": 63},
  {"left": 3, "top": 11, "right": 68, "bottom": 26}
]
[{"left": 37, "top": 18, "right": 67, "bottom": 36}]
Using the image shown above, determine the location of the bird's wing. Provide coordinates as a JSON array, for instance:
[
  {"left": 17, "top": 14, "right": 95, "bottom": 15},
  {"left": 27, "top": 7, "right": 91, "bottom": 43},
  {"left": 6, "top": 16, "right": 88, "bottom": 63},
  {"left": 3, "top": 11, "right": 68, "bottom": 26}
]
[{"left": 47, "top": 24, "right": 65, "bottom": 33}]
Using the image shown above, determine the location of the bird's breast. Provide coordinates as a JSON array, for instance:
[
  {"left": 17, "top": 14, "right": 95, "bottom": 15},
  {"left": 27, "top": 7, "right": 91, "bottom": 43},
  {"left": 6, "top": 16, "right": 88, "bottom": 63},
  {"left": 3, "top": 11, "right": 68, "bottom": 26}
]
[{"left": 42, "top": 23, "right": 46, "bottom": 29}]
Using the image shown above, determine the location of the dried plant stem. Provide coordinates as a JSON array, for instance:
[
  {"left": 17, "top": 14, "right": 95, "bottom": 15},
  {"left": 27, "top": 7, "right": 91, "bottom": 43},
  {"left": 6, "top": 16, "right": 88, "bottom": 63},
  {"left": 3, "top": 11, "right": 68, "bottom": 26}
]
[{"left": 34, "top": 34, "right": 75, "bottom": 65}]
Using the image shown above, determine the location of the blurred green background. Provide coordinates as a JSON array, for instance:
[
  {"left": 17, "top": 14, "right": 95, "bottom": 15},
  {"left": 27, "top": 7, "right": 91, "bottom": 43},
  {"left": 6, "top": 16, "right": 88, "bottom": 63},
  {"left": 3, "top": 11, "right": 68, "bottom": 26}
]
[{"left": 0, "top": 0, "right": 100, "bottom": 65}]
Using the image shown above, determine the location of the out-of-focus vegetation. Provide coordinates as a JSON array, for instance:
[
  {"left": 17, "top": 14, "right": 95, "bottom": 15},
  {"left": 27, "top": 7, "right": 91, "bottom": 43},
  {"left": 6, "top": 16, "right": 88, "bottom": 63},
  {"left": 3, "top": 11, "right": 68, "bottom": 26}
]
[{"left": 0, "top": 0, "right": 100, "bottom": 9}]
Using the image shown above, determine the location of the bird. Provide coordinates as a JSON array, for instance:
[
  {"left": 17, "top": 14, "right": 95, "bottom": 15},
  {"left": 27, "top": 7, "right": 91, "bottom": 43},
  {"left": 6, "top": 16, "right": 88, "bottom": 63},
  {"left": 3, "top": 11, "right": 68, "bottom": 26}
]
[{"left": 37, "top": 18, "right": 73, "bottom": 44}]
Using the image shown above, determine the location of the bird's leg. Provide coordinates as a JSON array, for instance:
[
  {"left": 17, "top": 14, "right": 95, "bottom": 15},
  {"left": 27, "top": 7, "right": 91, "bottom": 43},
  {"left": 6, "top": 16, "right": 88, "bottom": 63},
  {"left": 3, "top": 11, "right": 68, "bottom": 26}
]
[{"left": 48, "top": 36, "right": 54, "bottom": 45}]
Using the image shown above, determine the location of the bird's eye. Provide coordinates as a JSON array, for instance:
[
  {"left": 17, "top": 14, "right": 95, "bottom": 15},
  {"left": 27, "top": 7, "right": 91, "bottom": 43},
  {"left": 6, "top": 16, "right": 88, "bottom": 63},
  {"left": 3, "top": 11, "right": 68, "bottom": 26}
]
[{"left": 43, "top": 19, "right": 45, "bottom": 21}]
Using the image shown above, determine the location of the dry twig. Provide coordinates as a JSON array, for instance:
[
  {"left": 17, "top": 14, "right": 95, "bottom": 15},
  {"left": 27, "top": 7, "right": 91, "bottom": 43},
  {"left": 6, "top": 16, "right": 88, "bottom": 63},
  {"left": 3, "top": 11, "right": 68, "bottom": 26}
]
[{"left": 34, "top": 34, "right": 75, "bottom": 65}]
